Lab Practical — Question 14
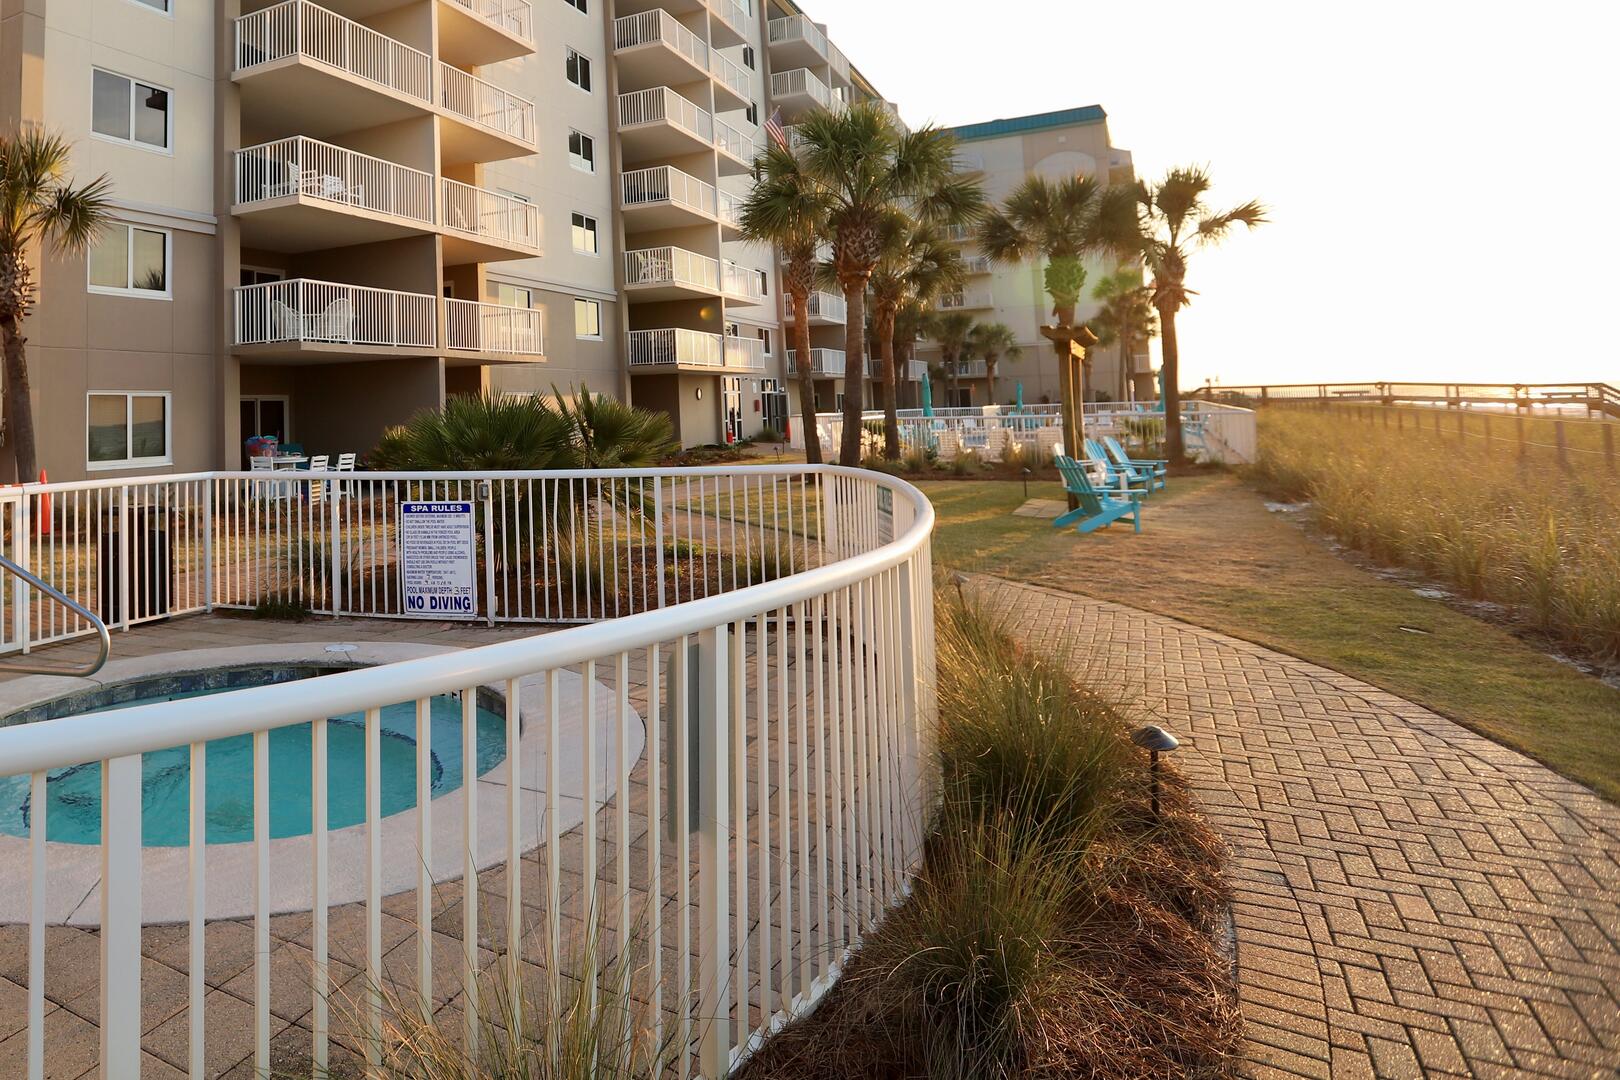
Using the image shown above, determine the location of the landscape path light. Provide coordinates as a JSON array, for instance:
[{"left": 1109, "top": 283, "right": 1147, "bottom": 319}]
[
  {"left": 951, "top": 570, "right": 970, "bottom": 605},
  {"left": 1131, "top": 724, "right": 1180, "bottom": 821}
]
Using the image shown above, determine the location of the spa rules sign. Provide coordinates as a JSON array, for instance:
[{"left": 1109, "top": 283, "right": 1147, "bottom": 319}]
[{"left": 399, "top": 501, "right": 477, "bottom": 619}]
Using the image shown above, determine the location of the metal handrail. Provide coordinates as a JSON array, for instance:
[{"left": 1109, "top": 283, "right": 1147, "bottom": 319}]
[{"left": 0, "top": 553, "right": 110, "bottom": 676}]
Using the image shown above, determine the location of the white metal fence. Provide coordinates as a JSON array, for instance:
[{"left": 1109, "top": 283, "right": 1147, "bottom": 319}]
[
  {"left": 625, "top": 247, "right": 721, "bottom": 293},
  {"left": 444, "top": 297, "right": 544, "bottom": 355},
  {"left": 619, "top": 86, "right": 713, "bottom": 143},
  {"left": 233, "top": 136, "right": 436, "bottom": 224},
  {"left": 721, "top": 260, "right": 764, "bottom": 302},
  {"left": 628, "top": 327, "right": 723, "bottom": 368},
  {"left": 233, "top": 279, "right": 438, "bottom": 348},
  {"left": 771, "top": 68, "right": 832, "bottom": 109},
  {"left": 0, "top": 466, "right": 935, "bottom": 1079},
  {"left": 622, "top": 165, "right": 719, "bottom": 218},
  {"left": 234, "top": 0, "right": 433, "bottom": 102},
  {"left": 439, "top": 61, "right": 535, "bottom": 143},
  {"left": 767, "top": 13, "right": 829, "bottom": 58},
  {"left": 441, "top": 177, "right": 541, "bottom": 250},
  {"left": 615, "top": 8, "right": 707, "bottom": 69},
  {"left": 713, "top": 117, "right": 758, "bottom": 163},
  {"left": 442, "top": 0, "right": 532, "bottom": 39},
  {"left": 788, "top": 348, "right": 844, "bottom": 376}
]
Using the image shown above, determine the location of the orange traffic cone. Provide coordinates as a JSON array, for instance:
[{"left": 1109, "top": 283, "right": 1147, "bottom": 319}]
[{"left": 37, "top": 469, "right": 50, "bottom": 535}]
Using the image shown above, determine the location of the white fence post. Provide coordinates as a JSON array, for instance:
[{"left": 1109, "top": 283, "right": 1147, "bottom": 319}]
[
  {"left": 117, "top": 486, "right": 131, "bottom": 632},
  {"left": 100, "top": 753, "right": 142, "bottom": 1078},
  {"left": 12, "top": 497, "right": 30, "bottom": 652},
  {"left": 696, "top": 624, "right": 731, "bottom": 1077},
  {"left": 328, "top": 478, "right": 343, "bottom": 617},
  {"left": 202, "top": 479, "right": 215, "bottom": 612}
]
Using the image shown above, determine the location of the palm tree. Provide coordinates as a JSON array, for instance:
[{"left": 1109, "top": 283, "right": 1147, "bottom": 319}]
[
  {"left": 869, "top": 221, "right": 961, "bottom": 456},
  {"left": 1129, "top": 167, "right": 1266, "bottom": 461},
  {"left": 1088, "top": 269, "right": 1158, "bottom": 402},
  {"left": 979, "top": 175, "right": 1134, "bottom": 447},
  {"left": 967, "top": 322, "right": 1020, "bottom": 405},
  {"left": 0, "top": 130, "right": 112, "bottom": 482},
  {"left": 738, "top": 143, "right": 831, "bottom": 463},
  {"left": 924, "top": 311, "right": 975, "bottom": 408},
  {"left": 791, "top": 102, "right": 982, "bottom": 464}
]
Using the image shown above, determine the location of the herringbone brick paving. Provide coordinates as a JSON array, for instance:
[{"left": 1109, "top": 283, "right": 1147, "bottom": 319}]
[{"left": 976, "top": 575, "right": 1620, "bottom": 1080}]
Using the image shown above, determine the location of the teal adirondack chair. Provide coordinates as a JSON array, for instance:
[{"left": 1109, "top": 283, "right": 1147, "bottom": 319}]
[
  {"left": 1083, "top": 438, "right": 1155, "bottom": 496},
  {"left": 1102, "top": 435, "right": 1168, "bottom": 490},
  {"left": 1053, "top": 455, "right": 1143, "bottom": 534}
]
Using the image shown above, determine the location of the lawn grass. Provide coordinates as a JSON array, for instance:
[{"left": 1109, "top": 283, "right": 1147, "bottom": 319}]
[{"left": 920, "top": 474, "right": 1620, "bottom": 804}]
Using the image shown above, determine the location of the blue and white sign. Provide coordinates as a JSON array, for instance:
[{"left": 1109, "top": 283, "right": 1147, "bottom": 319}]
[{"left": 399, "top": 501, "right": 477, "bottom": 619}]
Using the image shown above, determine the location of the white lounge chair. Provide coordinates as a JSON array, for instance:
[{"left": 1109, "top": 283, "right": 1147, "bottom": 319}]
[{"left": 317, "top": 299, "right": 355, "bottom": 343}]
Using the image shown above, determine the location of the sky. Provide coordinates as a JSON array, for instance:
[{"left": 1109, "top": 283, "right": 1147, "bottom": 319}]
[{"left": 804, "top": 0, "right": 1620, "bottom": 390}]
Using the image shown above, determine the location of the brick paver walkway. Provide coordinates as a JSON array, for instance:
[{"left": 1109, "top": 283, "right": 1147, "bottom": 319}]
[{"left": 976, "top": 576, "right": 1620, "bottom": 1080}]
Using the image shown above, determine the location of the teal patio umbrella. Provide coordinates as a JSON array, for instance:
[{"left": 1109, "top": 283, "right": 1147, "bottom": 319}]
[
  {"left": 921, "top": 369, "right": 934, "bottom": 416},
  {"left": 1015, "top": 382, "right": 1025, "bottom": 412}
]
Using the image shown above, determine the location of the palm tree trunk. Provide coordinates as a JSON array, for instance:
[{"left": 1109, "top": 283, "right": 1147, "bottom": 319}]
[
  {"left": 1, "top": 314, "right": 38, "bottom": 484},
  {"left": 790, "top": 289, "right": 821, "bottom": 464},
  {"left": 838, "top": 279, "right": 867, "bottom": 465},
  {"left": 986, "top": 354, "right": 997, "bottom": 405},
  {"left": 1159, "top": 304, "right": 1184, "bottom": 464},
  {"left": 877, "top": 307, "right": 900, "bottom": 459}
]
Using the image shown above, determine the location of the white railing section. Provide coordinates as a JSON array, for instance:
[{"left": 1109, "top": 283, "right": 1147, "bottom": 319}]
[
  {"left": 938, "top": 287, "right": 993, "bottom": 311},
  {"left": 710, "top": 50, "right": 750, "bottom": 100},
  {"left": 713, "top": 116, "right": 758, "bottom": 162},
  {"left": 827, "top": 41, "right": 850, "bottom": 82},
  {"left": 443, "top": 0, "right": 532, "bottom": 41},
  {"left": 771, "top": 68, "right": 831, "bottom": 110},
  {"left": 233, "top": 279, "right": 437, "bottom": 348},
  {"left": 767, "top": 13, "right": 828, "bottom": 59},
  {"left": 618, "top": 86, "right": 713, "bottom": 143},
  {"left": 789, "top": 290, "right": 846, "bottom": 323},
  {"left": 959, "top": 254, "right": 991, "bottom": 275},
  {"left": 942, "top": 222, "right": 972, "bottom": 242},
  {"left": 441, "top": 178, "right": 541, "bottom": 251},
  {"left": 722, "top": 260, "right": 765, "bottom": 302},
  {"left": 439, "top": 61, "right": 535, "bottom": 143},
  {"left": 717, "top": 189, "right": 743, "bottom": 228},
  {"left": 621, "top": 165, "right": 718, "bottom": 218},
  {"left": 614, "top": 8, "right": 707, "bottom": 69},
  {"left": 233, "top": 0, "right": 432, "bottom": 102},
  {"left": 233, "top": 136, "right": 435, "bottom": 224},
  {"left": 0, "top": 466, "right": 935, "bottom": 1080},
  {"left": 444, "top": 297, "right": 544, "bottom": 354},
  {"left": 724, "top": 334, "right": 766, "bottom": 370},
  {"left": 868, "top": 358, "right": 927, "bottom": 380},
  {"left": 788, "top": 347, "right": 845, "bottom": 376},
  {"left": 624, "top": 246, "right": 721, "bottom": 293},
  {"left": 627, "top": 327, "right": 723, "bottom": 367},
  {"left": 706, "top": 0, "right": 749, "bottom": 37}
]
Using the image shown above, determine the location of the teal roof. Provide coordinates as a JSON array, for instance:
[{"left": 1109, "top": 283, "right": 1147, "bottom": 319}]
[{"left": 950, "top": 105, "right": 1107, "bottom": 143}]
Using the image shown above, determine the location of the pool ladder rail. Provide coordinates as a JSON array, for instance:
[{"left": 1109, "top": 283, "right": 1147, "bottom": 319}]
[{"left": 0, "top": 553, "right": 110, "bottom": 677}]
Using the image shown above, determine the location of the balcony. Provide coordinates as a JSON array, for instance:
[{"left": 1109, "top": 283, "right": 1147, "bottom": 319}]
[
  {"left": 721, "top": 260, "right": 765, "bottom": 303},
  {"left": 621, "top": 165, "right": 718, "bottom": 230},
  {"left": 717, "top": 189, "right": 743, "bottom": 238},
  {"left": 436, "top": 0, "right": 533, "bottom": 66},
  {"left": 868, "top": 357, "right": 927, "bottom": 380},
  {"left": 787, "top": 347, "right": 845, "bottom": 376},
  {"left": 709, "top": 50, "right": 751, "bottom": 110},
  {"left": 786, "top": 289, "right": 846, "bottom": 325},
  {"left": 713, "top": 116, "right": 759, "bottom": 173},
  {"left": 232, "top": 136, "right": 434, "bottom": 252},
  {"left": 942, "top": 222, "right": 973, "bottom": 243},
  {"left": 233, "top": 278, "right": 437, "bottom": 361},
  {"left": 826, "top": 42, "right": 850, "bottom": 84},
  {"left": 233, "top": 0, "right": 433, "bottom": 136},
  {"left": 877, "top": 98, "right": 907, "bottom": 133},
  {"left": 705, "top": 0, "right": 750, "bottom": 46},
  {"left": 440, "top": 178, "right": 541, "bottom": 262},
  {"left": 939, "top": 287, "right": 993, "bottom": 311},
  {"left": 623, "top": 246, "right": 720, "bottom": 300},
  {"left": 618, "top": 86, "right": 713, "bottom": 164},
  {"left": 771, "top": 68, "right": 833, "bottom": 119},
  {"left": 438, "top": 62, "right": 536, "bottom": 163},
  {"left": 954, "top": 359, "right": 989, "bottom": 379},
  {"left": 627, "top": 328, "right": 763, "bottom": 371},
  {"left": 767, "top": 14, "right": 829, "bottom": 69},
  {"left": 444, "top": 297, "right": 544, "bottom": 358},
  {"left": 613, "top": 9, "right": 709, "bottom": 92},
  {"left": 960, "top": 254, "right": 992, "bottom": 275}
]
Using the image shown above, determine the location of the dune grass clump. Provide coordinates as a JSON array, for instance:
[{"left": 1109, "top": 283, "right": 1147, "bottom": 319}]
[
  {"left": 1250, "top": 408, "right": 1620, "bottom": 663},
  {"left": 738, "top": 592, "right": 1239, "bottom": 1080}
]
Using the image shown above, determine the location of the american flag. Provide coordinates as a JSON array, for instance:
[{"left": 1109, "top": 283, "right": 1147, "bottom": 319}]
[{"left": 764, "top": 107, "right": 789, "bottom": 150}]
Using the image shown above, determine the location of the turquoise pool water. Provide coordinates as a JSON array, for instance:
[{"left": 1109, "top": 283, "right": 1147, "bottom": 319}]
[{"left": 0, "top": 685, "right": 508, "bottom": 847}]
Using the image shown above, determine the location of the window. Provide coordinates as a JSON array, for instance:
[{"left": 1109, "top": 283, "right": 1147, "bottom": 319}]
[
  {"left": 742, "top": 46, "right": 755, "bottom": 70},
  {"left": 757, "top": 269, "right": 769, "bottom": 296},
  {"left": 92, "top": 69, "right": 170, "bottom": 150},
  {"left": 240, "top": 267, "right": 282, "bottom": 287},
  {"left": 757, "top": 327, "right": 771, "bottom": 356},
  {"left": 562, "top": 0, "right": 585, "bottom": 10},
  {"left": 130, "top": 0, "right": 170, "bottom": 13},
  {"left": 745, "top": 102, "right": 758, "bottom": 126},
  {"left": 89, "top": 223, "right": 170, "bottom": 297},
  {"left": 565, "top": 48, "right": 591, "bottom": 92},
  {"left": 574, "top": 298, "right": 602, "bottom": 339},
  {"left": 570, "top": 212, "right": 598, "bottom": 254},
  {"left": 496, "top": 283, "right": 533, "bottom": 308},
  {"left": 568, "top": 130, "right": 595, "bottom": 172},
  {"left": 87, "top": 392, "right": 170, "bottom": 469}
]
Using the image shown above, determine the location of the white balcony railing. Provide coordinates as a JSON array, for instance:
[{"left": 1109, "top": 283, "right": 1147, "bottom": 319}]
[
  {"left": 771, "top": 67, "right": 832, "bottom": 109},
  {"left": 234, "top": 0, "right": 433, "bottom": 103},
  {"left": 938, "top": 288, "right": 993, "bottom": 311},
  {"left": 444, "top": 297, "right": 543, "bottom": 354},
  {"left": 442, "top": 0, "right": 532, "bottom": 41},
  {"left": 721, "top": 260, "right": 764, "bottom": 302},
  {"left": 440, "top": 178, "right": 541, "bottom": 251},
  {"left": 710, "top": 50, "right": 750, "bottom": 100},
  {"left": 767, "top": 14, "right": 829, "bottom": 58},
  {"left": 439, "top": 61, "right": 535, "bottom": 143},
  {"left": 724, "top": 334, "right": 766, "bottom": 369},
  {"left": 624, "top": 247, "right": 720, "bottom": 292},
  {"left": 621, "top": 165, "right": 718, "bottom": 218},
  {"left": 787, "top": 347, "right": 845, "bottom": 375},
  {"left": 233, "top": 279, "right": 437, "bottom": 347},
  {"left": 827, "top": 41, "right": 850, "bottom": 82},
  {"left": 618, "top": 86, "right": 713, "bottom": 143},
  {"left": 233, "top": 136, "right": 435, "bottom": 225},
  {"left": 717, "top": 189, "right": 742, "bottom": 228},
  {"left": 627, "top": 327, "right": 723, "bottom": 367},
  {"left": 614, "top": 8, "right": 706, "bottom": 69},
  {"left": 959, "top": 254, "right": 992, "bottom": 275},
  {"left": 789, "top": 290, "right": 846, "bottom": 323},
  {"left": 713, "top": 116, "right": 758, "bottom": 162},
  {"left": 706, "top": 0, "right": 749, "bottom": 36},
  {"left": 942, "top": 222, "right": 972, "bottom": 242}
]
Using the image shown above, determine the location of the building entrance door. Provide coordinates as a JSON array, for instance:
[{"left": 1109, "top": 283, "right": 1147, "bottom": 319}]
[
  {"left": 721, "top": 377, "right": 744, "bottom": 443},
  {"left": 760, "top": 378, "right": 787, "bottom": 435}
]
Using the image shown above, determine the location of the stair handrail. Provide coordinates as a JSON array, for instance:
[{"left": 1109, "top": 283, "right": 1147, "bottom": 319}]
[{"left": 0, "top": 553, "right": 110, "bottom": 677}]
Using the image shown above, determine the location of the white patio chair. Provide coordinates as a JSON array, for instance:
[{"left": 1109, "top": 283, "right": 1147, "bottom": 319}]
[
  {"left": 249, "top": 455, "right": 291, "bottom": 501},
  {"left": 271, "top": 300, "right": 302, "bottom": 342},
  {"left": 318, "top": 299, "right": 355, "bottom": 343},
  {"left": 981, "top": 426, "right": 1007, "bottom": 464},
  {"left": 935, "top": 431, "right": 960, "bottom": 461},
  {"left": 336, "top": 452, "right": 357, "bottom": 471},
  {"left": 307, "top": 454, "right": 330, "bottom": 506}
]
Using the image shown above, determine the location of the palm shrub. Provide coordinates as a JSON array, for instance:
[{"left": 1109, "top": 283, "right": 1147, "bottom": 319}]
[
  {"left": 0, "top": 130, "right": 112, "bottom": 481},
  {"left": 869, "top": 221, "right": 963, "bottom": 456},
  {"left": 923, "top": 311, "right": 975, "bottom": 407},
  {"left": 1089, "top": 269, "right": 1158, "bottom": 399},
  {"left": 967, "top": 321, "right": 1020, "bottom": 405}
]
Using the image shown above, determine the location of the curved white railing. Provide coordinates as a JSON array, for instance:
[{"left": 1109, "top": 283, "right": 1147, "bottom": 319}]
[
  {"left": 0, "top": 466, "right": 934, "bottom": 1079},
  {"left": 234, "top": 0, "right": 433, "bottom": 102}
]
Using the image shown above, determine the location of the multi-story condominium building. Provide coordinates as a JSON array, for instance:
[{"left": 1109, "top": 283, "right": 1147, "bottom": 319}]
[
  {"left": 917, "top": 105, "right": 1151, "bottom": 408},
  {"left": 0, "top": 0, "right": 904, "bottom": 480}
]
